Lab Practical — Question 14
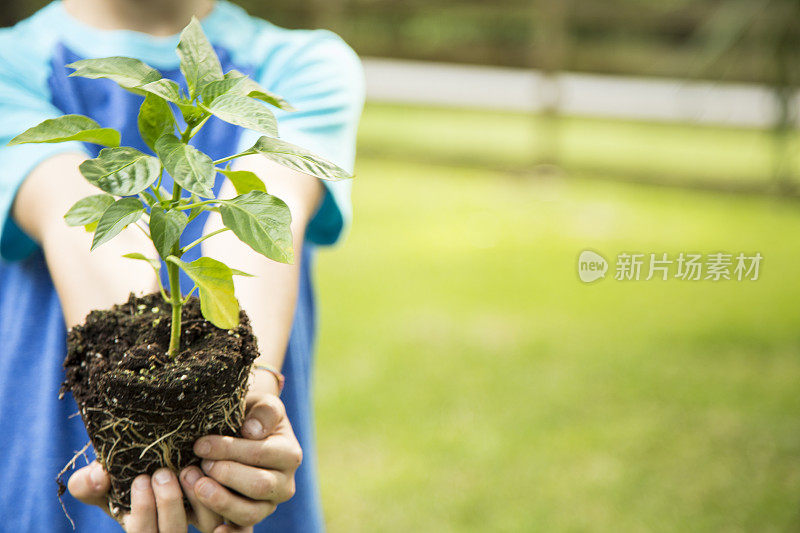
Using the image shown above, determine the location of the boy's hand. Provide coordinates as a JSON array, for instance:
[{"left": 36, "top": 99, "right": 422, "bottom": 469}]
[
  {"left": 182, "top": 391, "right": 302, "bottom": 530},
  {"left": 68, "top": 464, "right": 192, "bottom": 532},
  {"left": 68, "top": 390, "right": 300, "bottom": 532}
]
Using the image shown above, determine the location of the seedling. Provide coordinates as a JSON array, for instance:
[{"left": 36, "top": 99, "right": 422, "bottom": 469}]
[{"left": 10, "top": 18, "right": 350, "bottom": 358}]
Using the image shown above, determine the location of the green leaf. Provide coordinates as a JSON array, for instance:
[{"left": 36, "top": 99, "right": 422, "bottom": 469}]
[
  {"left": 224, "top": 70, "right": 294, "bottom": 111},
  {"left": 91, "top": 197, "right": 145, "bottom": 250},
  {"left": 166, "top": 256, "right": 239, "bottom": 329},
  {"left": 204, "top": 94, "right": 278, "bottom": 137},
  {"left": 177, "top": 17, "right": 223, "bottom": 98},
  {"left": 154, "top": 134, "right": 215, "bottom": 197},
  {"left": 141, "top": 190, "right": 158, "bottom": 206},
  {"left": 219, "top": 191, "right": 293, "bottom": 264},
  {"left": 242, "top": 137, "right": 352, "bottom": 180},
  {"left": 231, "top": 268, "right": 254, "bottom": 277},
  {"left": 84, "top": 221, "right": 98, "bottom": 232},
  {"left": 80, "top": 147, "right": 161, "bottom": 196},
  {"left": 200, "top": 77, "right": 245, "bottom": 105},
  {"left": 64, "top": 194, "right": 115, "bottom": 226},
  {"left": 122, "top": 252, "right": 161, "bottom": 270},
  {"left": 9, "top": 114, "right": 120, "bottom": 147},
  {"left": 66, "top": 57, "right": 186, "bottom": 104},
  {"left": 149, "top": 206, "right": 188, "bottom": 259},
  {"left": 246, "top": 90, "right": 295, "bottom": 111},
  {"left": 67, "top": 57, "right": 161, "bottom": 91},
  {"left": 177, "top": 102, "right": 206, "bottom": 125},
  {"left": 138, "top": 94, "right": 176, "bottom": 151},
  {"left": 219, "top": 168, "right": 267, "bottom": 195},
  {"left": 138, "top": 79, "right": 184, "bottom": 104}
]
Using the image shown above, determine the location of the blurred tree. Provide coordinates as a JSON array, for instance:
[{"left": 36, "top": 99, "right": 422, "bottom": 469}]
[
  {"left": 6, "top": 0, "right": 48, "bottom": 26},
  {"left": 307, "top": 0, "right": 345, "bottom": 30},
  {"left": 0, "top": 4, "right": 20, "bottom": 27},
  {"left": 1, "top": 0, "right": 796, "bottom": 87},
  {"left": 770, "top": 0, "right": 800, "bottom": 190},
  {"left": 692, "top": 0, "right": 800, "bottom": 190}
]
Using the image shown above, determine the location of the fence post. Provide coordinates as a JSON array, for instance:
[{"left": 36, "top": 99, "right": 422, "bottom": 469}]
[{"left": 533, "top": 0, "right": 570, "bottom": 169}]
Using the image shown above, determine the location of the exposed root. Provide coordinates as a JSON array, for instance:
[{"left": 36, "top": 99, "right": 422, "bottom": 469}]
[
  {"left": 56, "top": 441, "right": 92, "bottom": 530},
  {"left": 139, "top": 422, "right": 184, "bottom": 460},
  {"left": 82, "top": 362, "right": 252, "bottom": 514}
]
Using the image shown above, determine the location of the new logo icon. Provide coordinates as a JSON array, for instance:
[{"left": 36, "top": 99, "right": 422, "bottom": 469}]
[{"left": 578, "top": 250, "right": 608, "bottom": 283}]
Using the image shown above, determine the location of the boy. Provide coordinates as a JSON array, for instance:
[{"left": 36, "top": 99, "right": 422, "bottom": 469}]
[{"left": 0, "top": 0, "right": 363, "bottom": 531}]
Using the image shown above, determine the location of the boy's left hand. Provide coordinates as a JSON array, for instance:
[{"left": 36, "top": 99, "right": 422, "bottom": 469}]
[
  {"left": 68, "top": 391, "right": 302, "bottom": 532},
  {"left": 182, "top": 391, "right": 302, "bottom": 531}
]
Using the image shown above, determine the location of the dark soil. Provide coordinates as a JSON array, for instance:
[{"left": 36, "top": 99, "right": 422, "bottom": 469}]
[{"left": 61, "top": 292, "right": 259, "bottom": 515}]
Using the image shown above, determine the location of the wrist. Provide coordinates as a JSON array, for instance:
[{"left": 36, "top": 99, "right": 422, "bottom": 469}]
[{"left": 249, "top": 364, "right": 283, "bottom": 397}]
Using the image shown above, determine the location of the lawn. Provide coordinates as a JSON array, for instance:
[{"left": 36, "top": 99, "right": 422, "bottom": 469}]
[
  {"left": 312, "top": 104, "right": 800, "bottom": 532},
  {"left": 358, "top": 103, "right": 800, "bottom": 189}
]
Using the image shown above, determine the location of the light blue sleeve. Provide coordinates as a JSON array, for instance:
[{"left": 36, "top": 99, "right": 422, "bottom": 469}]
[
  {"left": 0, "top": 45, "right": 89, "bottom": 261},
  {"left": 237, "top": 30, "right": 365, "bottom": 246}
]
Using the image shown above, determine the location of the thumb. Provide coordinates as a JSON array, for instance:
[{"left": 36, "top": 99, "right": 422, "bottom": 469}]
[
  {"left": 242, "top": 394, "right": 286, "bottom": 440},
  {"left": 68, "top": 461, "right": 111, "bottom": 508}
]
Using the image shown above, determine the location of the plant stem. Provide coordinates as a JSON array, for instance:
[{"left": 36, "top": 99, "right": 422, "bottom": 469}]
[
  {"left": 175, "top": 199, "right": 218, "bottom": 211},
  {"left": 154, "top": 162, "right": 165, "bottom": 197},
  {"left": 213, "top": 153, "right": 243, "bottom": 166},
  {"left": 187, "top": 114, "right": 212, "bottom": 140},
  {"left": 180, "top": 227, "right": 229, "bottom": 254},
  {"left": 133, "top": 221, "right": 151, "bottom": 239},
  {"left": 182, "top": 285, "right": 198, "bottom": 305},
  {"left": 166, "top": 253, "right": 182, "bottom": 358},
  {"left": 165, "top": 124, "right": 199, "bottom": 358},
  {"left": 157, "top": 282, "right": 169, "bottom": 303},
  {"left": 167, "top": 177, "right": 184, "bottom": 358},
  {"left": 181, "top": 122, "right": 195, "bottom": 143}
]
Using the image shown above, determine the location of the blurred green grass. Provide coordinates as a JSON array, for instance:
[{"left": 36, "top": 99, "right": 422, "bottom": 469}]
[
  {"left": 313, "top": 104, "right": 800, "bottom": 531},
  {"left": 358, "top": 104, "right": 800, "bottom": 189}
]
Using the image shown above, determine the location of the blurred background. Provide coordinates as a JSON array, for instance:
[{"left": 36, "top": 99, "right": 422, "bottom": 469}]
[{"left": 7, "top": 1, "right": 800, "bottom": 531}]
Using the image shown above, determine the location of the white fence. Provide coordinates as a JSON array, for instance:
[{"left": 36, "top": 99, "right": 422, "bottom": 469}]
[{"left": 363, "top": 58, "right": 800, "bottom": 128}]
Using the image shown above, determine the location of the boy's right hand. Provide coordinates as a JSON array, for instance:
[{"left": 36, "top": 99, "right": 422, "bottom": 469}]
[{"left": 69, "top": 462, "right": 248, "bottom": 532}]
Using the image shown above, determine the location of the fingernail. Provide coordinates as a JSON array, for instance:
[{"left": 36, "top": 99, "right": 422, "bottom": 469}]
[
  {"left": 196, "top": 479, "right": 214, "bottom": 499},
  {"left": 153, "top": 469, "right": 172, "bottom": 485},
  {"left": 195, "top": 439, "right": 211, "bottom": 455},
  {"left": 201, "top": 460, "right": 215, "bottom": 472},
  {"left": 244, "top": 418, "right": 263, "bottom": 438},
  {"left": 182, "top": 468, "right": 202, "bottom": 486},
  {"left": 133, "top": 475, "right": 149, "bottom": 492},
  {"left": 89, "top": 463, "right": 105, "bottom": 489}
]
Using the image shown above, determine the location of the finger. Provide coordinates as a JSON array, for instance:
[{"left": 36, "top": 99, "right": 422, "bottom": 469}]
[
  {"left": 180, "top": 466, "right": 223, "bottom": 532},
  {"left": 202, "top": 459, "right": 295, "bottom": 502},
  {"left": 68, "top": 461, "right": 111, "bottom": 509},
  {"left": 151, "top": 469, "right": 188, "bottom": 533},
  {"left": 122, "top": 475, "right": 157, "bottom": 533},
  {"left": 194, "top": 476, "right": 276, "bottom": 527},
  {"left": 194, "top": 432, "right": 302, "bottom": 471},
  {"left": 241, "top": 395, "right": 286, "bottom": 439}
]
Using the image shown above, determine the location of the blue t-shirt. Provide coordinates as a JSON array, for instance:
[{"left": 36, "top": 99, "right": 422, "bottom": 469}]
[{"left": 0, "top": 2, "right": 364, "bottom": 531}]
